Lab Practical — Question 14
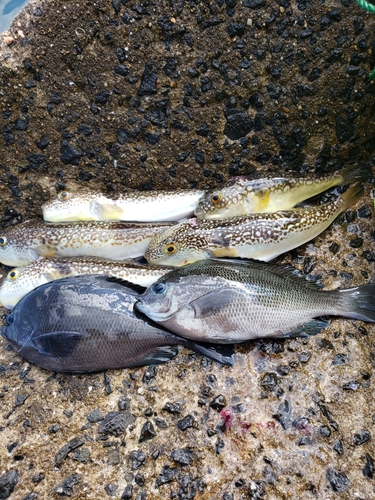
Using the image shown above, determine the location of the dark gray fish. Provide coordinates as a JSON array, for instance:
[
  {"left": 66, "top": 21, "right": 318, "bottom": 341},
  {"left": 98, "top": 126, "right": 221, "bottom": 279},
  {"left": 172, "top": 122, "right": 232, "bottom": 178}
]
[
  {"left": 136, "top": 259, "right": 375, "bottom": 344},
  {"left": 1, "top": 275, "right": 235, "bottom": 372}
]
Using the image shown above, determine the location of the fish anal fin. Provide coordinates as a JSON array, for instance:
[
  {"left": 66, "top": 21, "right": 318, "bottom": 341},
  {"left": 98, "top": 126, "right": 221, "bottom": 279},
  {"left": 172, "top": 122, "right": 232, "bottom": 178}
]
[
  {"left": 279, "top": 318, "right": 329, "bottom": 338},
  {"left": 139, "top": 346, "right": 178, "bottom": 365}
]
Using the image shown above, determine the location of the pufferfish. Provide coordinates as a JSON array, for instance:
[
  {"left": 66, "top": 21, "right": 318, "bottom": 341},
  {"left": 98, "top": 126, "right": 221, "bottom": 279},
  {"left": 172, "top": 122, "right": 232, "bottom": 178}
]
[
  {"left": 145, "top": 183, "right": 364, "bottom": 266},
  {"left": 194, "top": 163, "right": 370, "bottom": 219}
]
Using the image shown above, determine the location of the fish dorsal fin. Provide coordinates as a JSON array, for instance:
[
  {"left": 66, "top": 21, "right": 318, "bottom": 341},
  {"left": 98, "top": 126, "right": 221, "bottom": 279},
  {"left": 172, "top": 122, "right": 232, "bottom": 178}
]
[
  {"left": 208, "top": 258, "right": 323, "bottom": 290},
  {"left": 105, "top": 276, "right": 146, "bottom": 294}
]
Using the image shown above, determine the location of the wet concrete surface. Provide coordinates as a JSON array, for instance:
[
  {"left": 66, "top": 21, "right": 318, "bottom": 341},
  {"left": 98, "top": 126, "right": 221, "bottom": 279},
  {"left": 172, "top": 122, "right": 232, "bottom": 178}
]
[{"left": 0, "top": 0, "right": 375, "bottom": 498}]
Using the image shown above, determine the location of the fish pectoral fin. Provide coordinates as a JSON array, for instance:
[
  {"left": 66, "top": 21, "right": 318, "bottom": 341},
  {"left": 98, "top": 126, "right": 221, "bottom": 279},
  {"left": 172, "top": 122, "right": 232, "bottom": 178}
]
[
  {"left": 139, "top": 346, "right": 178, "bottom": 365},
  {"left": 189, "top": 286, "right": 235, "bottom": 319},
  {"left": 91, "top": 202, "right": 124, "bottom": 220},
  {"left": 33, "top": 244, "right": 58, "bottom": 258},
  {"left": 28, "top": 248, "right": 44, "bottom": 261},
  {"left": 280, "top": 318, "right": 329, "bottom": 338},
  {"left": 31, "top": 331, "right": 83, "bottom": 357},
  {"left": 209, "top": 247, "right": 238, "bottom": 258}
]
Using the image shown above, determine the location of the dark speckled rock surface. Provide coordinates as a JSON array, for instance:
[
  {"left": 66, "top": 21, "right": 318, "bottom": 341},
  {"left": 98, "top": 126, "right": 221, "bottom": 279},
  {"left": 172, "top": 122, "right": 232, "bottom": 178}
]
[{"left": 0, "top": 0, "right": 375, "bottom": 499}]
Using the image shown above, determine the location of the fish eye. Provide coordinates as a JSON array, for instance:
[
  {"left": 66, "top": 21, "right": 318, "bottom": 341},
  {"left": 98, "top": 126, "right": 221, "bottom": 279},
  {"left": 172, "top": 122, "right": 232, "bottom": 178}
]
[
  {"left": 211, "top": 193, "right": 222, "bottom": 204},
  {"left": 166, "top": 244, "right": 177, "bottom": 254},
  {"left": 152, "top": 282, "right": 166, "bottom": 295},
  {"left": 58, "top": 191, "right": 70, "bottom": 201},
  {"left": 7, "top": 269, "right": 18, "bottom": 281},
  {"left": 0, "top": 236, "right": 7, "bottom": 246},
  {"left": 7, "top": 314, "right": 14, "bottom": 325}
]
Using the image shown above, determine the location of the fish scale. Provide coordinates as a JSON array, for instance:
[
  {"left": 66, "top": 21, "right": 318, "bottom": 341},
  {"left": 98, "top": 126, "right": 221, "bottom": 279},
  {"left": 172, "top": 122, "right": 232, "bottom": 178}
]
[
  {"left": 145, "top": 183, "right": 364, "bottom": 266},
  {"left": 136, "top": 259, "right": 375, "bottom": 343},
  {"left": 0, "top": 219, "right": 175, "bottom": 266}
]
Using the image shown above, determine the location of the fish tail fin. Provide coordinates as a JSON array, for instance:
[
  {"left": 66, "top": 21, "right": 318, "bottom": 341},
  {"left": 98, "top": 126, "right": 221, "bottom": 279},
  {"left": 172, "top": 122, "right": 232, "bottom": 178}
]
[
  {"left": 189, "top": 341, "right": 236, "bottom": 366},
  {"left": 338, "top": 284, "right": 375, "bottom": 322},
  {"left": 340, "top": 182, "right": 365, "bottom": 211},
  {"left": 340, "top": 163, "right": 372, "bottom": 185}
]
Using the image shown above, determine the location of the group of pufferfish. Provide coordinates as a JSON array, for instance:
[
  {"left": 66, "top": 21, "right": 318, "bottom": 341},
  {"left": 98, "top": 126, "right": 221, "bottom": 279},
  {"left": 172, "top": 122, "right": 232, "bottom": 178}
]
[{"left": 0, "top": 164, "right": 374, "bottom": 373}]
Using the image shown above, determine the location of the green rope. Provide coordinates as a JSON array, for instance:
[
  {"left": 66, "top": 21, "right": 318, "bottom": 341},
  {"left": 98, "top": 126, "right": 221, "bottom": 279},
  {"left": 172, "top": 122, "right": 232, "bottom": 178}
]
[
  {"left": 355, "top": 0, "right": 375, "bottom": 79},
  {"left": 355, "top": 0, "right": 375, "bottom": 14}
]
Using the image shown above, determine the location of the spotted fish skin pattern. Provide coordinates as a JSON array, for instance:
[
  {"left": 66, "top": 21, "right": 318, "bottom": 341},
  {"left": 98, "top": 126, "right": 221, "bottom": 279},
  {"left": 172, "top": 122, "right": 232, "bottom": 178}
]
[
  {"left": 145, "top": 183, "right": 364, "bottom": 266},
  {"left": 136, "top": 259, "right": 375, "bottom": 344},
  {"left": 1, "top": 275, "right": 235, "bottom": 372},
  {"left": 42, "top": 188, "right": 205, "bottom": 222},
  {"left": 194, "top": 164, "right": 370, "bottom": 219},
  {"left": 0, "top": 256, "right": 173, "bottom": 309},
  {"left": 0, "top": 219, "right": 174, "bottom": 266}
]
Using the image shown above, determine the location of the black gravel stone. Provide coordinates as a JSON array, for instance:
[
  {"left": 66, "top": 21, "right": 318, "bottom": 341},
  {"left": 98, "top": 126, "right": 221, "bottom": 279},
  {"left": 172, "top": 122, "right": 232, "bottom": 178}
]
[
  {"left": 138, "top": 62, "right": 157, "bottom": 96},
  {"left": 242, "top": 0, "right": 266, "bottom": 7},
  {"left": 361, "top": 250, "right": 375, "bottom": 262},
  {"left": 115, "top": 64, "right": 129, "bottom": 76},
  {"left": 272, "top": 399, "right": 292, "bottom": 430},
  {"left": 27, "top": 153, "right": 46, "bottom": 170},
  {"left": 129, "top": 450, "right": 146, "bottom": 469},
  {"left": 142, "top": 365, "right": 157, "bottom": 384},
  {"left": 357, "top": 205, "right": 372, "bottom": 218},
  {"left": 162, "top": 402, "right": 182, "bottom": 414},
  {"left": 0, "top": 469, "right": 19, "bottom": 499},
  {"left": 332, "top": 354, "right": 347, "bottom": 366},
  {"left": 363, "top": 453, "right": 374, "bottom": 478},
  {"left": 95, "top": 90, "right": 111, "bottom": 104},
  {"left": 261, "top": 372, "right": 280, "bottom": 391},
  {"left": 139, "top": 421, "right": 156, "bottom": 442},
  {"left": 329, "top": 242, "right": 340, "bottom": 254},
  {"left": 104, "top": 483, "right": 118, "bottom": 497},
  {"left": 210, "top": 395, "right": 227, "bottom": 411},
  {"left": 72, "top": 448, "right": 90, "bottom": 464},
  {"left": 326, "top": 468, "right": 349, "bottom": 493},
  {"left": 171, "top": 449, "right": 194, "bottom": 466},
  {"left": 156, "top": 465, "right": 176, "bottom": 486},
  {"left": 121, "top": 485, "right": 132, "bottom": 500},
  {"left": 349, "top": 237, "right": 363, "bottom": 248},
  {"left": 36, "top": 136, "right": 49, "bottom": 150},
  {"left": 248, "top": 480, "right": 266, "bottom": 498},
  {"left": 177, "top": 415, "right": 194, "bottom": 431},
  {"left": 55, "top": 436, "right": 85, "bottom": 467},
  {"left": 14, "top": 117, "right": 29, "bottom": 131},
  {"left": 118, "top": 397, "right": 130, "bottom": 411},
  {"left": 87, "top": 409, "right": 104, "bottom": 423},
  {"left": 333, "top": 440, "right": 344, "bottom": 455},
  {"left": 353, "top": 430, "right": 371, "bottom": 445},
  {"left": 54, "top": 474, "right": 82, "bottom": 496},
  {"left": 227, "top": 22, "right": 245, "bottom": 37},
  {"left": 22, "top": 494, "right": 38, "bottom": 500},
  {"left": 335, "top": 116, "right": 354, "bottom": 144},
  {"left": 60, "top": 140, "right": 81, "bottom": 165},
  {"left": 224, "top": 108, "right": 252, "bottom": 140},
  {"left": 98, "top": 412, "right": 135, "bottom": 437}
]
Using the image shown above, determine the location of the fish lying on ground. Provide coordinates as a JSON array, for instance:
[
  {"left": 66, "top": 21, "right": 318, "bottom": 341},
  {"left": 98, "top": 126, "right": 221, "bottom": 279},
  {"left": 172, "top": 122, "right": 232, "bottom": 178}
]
[
  {"left": 136, "top": 259, "right": 375, "bottom": 343},
  {"left": 42, "top": 188, "right": 205, "bottom": 222},
  {"left": 145, "top": 183, "right": 364, "bottom": 266},
  {"left": 0, "top": 219, "right": 174, "bottom": 266},
  {"left": 1, "top": 275, "right": 235, "bottom": 372},
  {"left": 194, "top": 163, "right": 371, "bottom": 219},
  {"left": 0, "top": 255, "right": 173, "bottom": 309}
]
